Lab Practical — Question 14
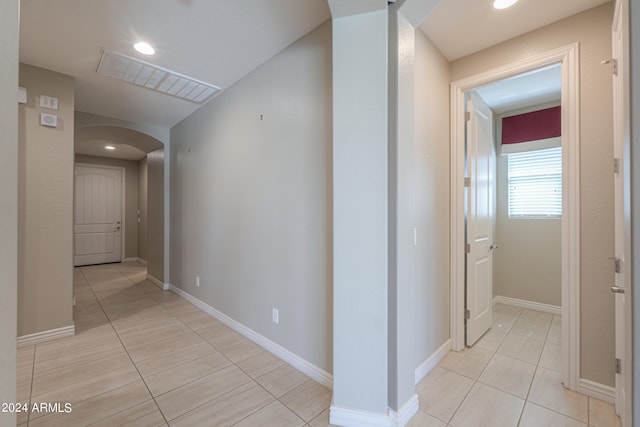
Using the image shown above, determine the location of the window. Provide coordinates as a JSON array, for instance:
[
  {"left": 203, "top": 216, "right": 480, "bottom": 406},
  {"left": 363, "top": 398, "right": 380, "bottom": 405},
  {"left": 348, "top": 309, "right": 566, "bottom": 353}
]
[{"left": 508, "top": 146, "right": 562, "bottom": 218}]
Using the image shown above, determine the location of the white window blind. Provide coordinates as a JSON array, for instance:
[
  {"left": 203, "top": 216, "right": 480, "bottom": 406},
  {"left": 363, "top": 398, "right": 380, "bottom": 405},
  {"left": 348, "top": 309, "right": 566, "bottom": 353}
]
[{"left": 508, "top": 147, "right": 562, "bottom": 218}]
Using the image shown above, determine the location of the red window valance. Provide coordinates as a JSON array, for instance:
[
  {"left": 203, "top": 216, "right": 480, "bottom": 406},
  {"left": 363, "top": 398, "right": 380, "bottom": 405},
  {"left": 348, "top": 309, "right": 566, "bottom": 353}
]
[{"left": 502, "top": 106, "right": 561, "bottom": 145}]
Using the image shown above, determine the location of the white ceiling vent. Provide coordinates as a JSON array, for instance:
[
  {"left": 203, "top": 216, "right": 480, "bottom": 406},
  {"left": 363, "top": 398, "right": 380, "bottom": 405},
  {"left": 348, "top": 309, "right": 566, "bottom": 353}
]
[{"left": 96, "top": 49, "right": 220, "bottom": 104}]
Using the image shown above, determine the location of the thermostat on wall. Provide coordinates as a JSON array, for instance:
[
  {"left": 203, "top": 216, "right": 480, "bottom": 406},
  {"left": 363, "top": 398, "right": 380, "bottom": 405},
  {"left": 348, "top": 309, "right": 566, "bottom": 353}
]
[
  {"left": 18, "top": 87, "right": 27, "bottom": 104},
  {"left": 40, "top": 113, "right": 58, "bottom": 128}
]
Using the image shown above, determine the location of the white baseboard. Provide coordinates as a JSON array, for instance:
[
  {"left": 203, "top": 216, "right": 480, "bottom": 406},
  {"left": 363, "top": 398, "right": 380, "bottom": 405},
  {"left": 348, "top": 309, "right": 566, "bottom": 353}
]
[
  {"left": 578, "top": 378, "right": 615, "bottom": 403},
  {"left": 169, "top": 284, "right": 333, "bottom": 390},
  {"left": 493, "top": 296, "right": 561, "bottom": 315},
  {"left": 147, "top": 274, "right": 170, "bottom": 291},
  {"left": 415, "top": 339, "right": 451, "bottom": 385},
  {"left": 125, "top": 257, "right": 147, "bottom": 265},
  {"left": 390, "top": 394, "right": 419, "bottom": 427},
  {"left": 329, "top": 405, "right": 391, "bottom": 427},
  {"left": 17, "top": 324, "right": 75, "bottom": 347}
]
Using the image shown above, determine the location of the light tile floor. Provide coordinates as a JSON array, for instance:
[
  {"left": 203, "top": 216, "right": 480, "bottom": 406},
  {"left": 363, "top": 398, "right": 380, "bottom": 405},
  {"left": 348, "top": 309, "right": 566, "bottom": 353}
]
[
  {"left": 17, "top": 262, "right": 331, "bottom": 426},
  {"left": 412, "top": 304, "right": 622, "bottom": 427},
  {"left": 16, "top": 263, "right": 622, "bottom": 427}
]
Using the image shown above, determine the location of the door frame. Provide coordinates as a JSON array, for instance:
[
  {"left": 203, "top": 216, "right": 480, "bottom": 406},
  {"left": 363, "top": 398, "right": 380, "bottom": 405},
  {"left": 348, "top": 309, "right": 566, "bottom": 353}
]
[
  {"left": 449, "top": 43, "right": 581, "bottom": 390},
  {"left": 74, "top": 163, "right": 126, "bottom": 264}
]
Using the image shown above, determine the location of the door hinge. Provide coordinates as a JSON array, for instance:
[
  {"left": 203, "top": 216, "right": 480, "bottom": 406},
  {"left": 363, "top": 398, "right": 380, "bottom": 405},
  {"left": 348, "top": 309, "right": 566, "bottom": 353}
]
[
  {"left": 616, "top": 358, "right": 622, "bottom": 374},
  {"left": 601, "top": 58, "right": 618, "bottom": 76},
  {"left": 465, "top": 309, "right": 471, "bottom": 320},
  {"left": 614, "top": 158, "right": 620, "bottom": 174},
  {"left": 465, "top": 111, "right": 471, "bottom": 121},
  {"left": 610, "top": 256, "right": 622, "bottom": 273},
  {"left": 466, "top": 243, "right": 471, "bottom": 253},
  {"left": 464, "top": 177, "right": 471, "bottom": 187}
]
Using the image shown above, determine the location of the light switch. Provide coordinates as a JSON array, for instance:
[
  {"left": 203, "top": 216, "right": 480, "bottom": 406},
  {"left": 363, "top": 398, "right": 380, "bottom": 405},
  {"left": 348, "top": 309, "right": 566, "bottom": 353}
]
[{"left": 40, "top": 95, "right": 59, "bottom": 110}]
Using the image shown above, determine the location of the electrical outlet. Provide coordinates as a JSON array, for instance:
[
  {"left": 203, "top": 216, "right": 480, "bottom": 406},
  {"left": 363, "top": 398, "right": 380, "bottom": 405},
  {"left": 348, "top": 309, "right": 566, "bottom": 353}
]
[
  {"left": 272, "top": 308, "right": 279, "bottom": 325},
  {"left": 196, "top": 275, "right": 200, "bottom": 287}
]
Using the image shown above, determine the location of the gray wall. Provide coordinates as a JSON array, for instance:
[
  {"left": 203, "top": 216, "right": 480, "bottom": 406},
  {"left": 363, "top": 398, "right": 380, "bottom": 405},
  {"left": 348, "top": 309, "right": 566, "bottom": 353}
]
[
  {"left": 138, "top": 157, "right": 148, "bottom": 262},
  {"left": 0, "top": 0, "right": 19, "bottom": 423},
  {"left": 414, "top": 30, "right": 451, "bottom": 369},
  {"left": 147, "top": 149, "right": 164, "bottom": 281},
  {"left": 451, "top": 3, "right": 615, "bottom": 386},
  {"left": 18, "top": 64, "right": 74, "bottom": 337},
  {"left": 170, "top": 21, "right": 332, "bottom": 372},
  {"left": 494, "top": 153, "right": 562, "bottom": 306},
  {"left": 74, "top": 155, "right": 139, "bottom": 260}
]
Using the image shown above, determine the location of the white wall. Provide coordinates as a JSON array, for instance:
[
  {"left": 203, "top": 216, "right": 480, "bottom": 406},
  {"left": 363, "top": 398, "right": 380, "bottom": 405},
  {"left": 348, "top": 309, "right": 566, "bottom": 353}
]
[
  {"left": 0, "top": 1, "right": 19, "bottom": 424},
  {"left": 147, "top": 148, "right": 164, "bottom": 281},
  {"left": 494, "top": 151, "right": 562, "bottom": 306},
  {"left": 138, "top": 157, "right": 148, "bottom": 261},
  {"left": 170, "top": 21, "right": 332, "bottom": 372},
  {"left": 451, "top": 3, "right": 615, "bottom": 386},
  {"left": 414, "top": 30, "right": 451, "bottom": 372},
  {"left": 18, "top": 64, "right": 75, "bottom": 337}
]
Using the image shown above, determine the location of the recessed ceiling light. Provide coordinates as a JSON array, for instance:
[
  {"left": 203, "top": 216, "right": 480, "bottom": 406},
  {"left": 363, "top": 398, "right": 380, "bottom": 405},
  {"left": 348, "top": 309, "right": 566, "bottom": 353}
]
[
  {"left": 493, "top": 0, "right": 518, "bottom": 9},
  {"left": 105, "top": 145, "right": 116, "bottom": 150},
  {"left": 133, "top": 41, "right": 155, "bottom": 55}
]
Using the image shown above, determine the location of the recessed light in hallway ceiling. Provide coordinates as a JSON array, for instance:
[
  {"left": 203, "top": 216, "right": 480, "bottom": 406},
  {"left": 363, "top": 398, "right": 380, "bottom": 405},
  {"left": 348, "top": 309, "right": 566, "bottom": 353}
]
[
  {"left": 493, "top": 0, "right": 519, "bottom": 9},
  {"left": 133, "top": 41, "right": 156, "bottom": 55},
  {"left": 96, "top": 49, "right": 220, "bottom": 104}
]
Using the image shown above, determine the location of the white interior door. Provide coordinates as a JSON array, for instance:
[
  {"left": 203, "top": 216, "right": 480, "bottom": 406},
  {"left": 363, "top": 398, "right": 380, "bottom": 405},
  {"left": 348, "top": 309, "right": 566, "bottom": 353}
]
[
  {"left": 611, "top": 0, "right": 628, "bottom": 419},
  {"left": 74, "top": 165, "right": 123, "bottom": 266},
  {"left": 466, "top": 91, "right": 496, "bottom": 346}
]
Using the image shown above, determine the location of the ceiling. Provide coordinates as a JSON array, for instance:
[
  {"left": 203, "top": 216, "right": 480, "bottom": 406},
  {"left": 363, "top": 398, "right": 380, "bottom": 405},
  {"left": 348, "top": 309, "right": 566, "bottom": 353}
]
[
  {"left": 20, "top": 0, "right": 609, "bottom": 142},
  {"left": 75, "top": 126, "right": 164, "bottom": 161},
  {"left": 420, "top": 0, "right": 610, "bottom": 61},
  {"left": 20, "top": 0, "right": 331, "bottom": 129},
  {"left": 475, "top": 64, "right": 561, "bottom": 114}
]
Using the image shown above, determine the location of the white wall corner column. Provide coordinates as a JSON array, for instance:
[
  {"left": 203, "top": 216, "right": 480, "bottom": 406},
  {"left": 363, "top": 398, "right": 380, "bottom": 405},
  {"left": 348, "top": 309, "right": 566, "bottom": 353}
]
[
  {"left": 0, "top": 0, "right": 19, "bottom": 425},
  {"left": 329, "top": 1, "right": 439, "bottom": 425},
  {"left": 387, "top": 1, "right": 417, "bottom": 420},
  {"left": 329, "top": 1, "right": 390, "bottom": 424}
]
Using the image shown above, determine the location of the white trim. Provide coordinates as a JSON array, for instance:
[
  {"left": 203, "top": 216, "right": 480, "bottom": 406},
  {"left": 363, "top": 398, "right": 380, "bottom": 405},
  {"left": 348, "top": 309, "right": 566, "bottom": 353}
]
[
  {"left": 329, "top": 405, "right": 390, "bottom": 427},
  {"left": 389, "top": 394, "right": 419, "bottom": 427},
  {"left": 123, "top": 257, "right": 148, "bottom": 265},
  {"left": 493, "top": 296, "right": 561, "bottom": 315},
  {"left": 414, "top": 339, "right": 451, "bottom": 384},
  {"left": 169, "top": 284, "right": 333, "bottom": 390},
  {"left": 578, "top": 378, "right": 616, "bottom": 404},
  {"left": 450, "top": 43, "right": 580, "bottom": 391},
  {"left": 17, "top": 324, "right": 75, "bottom": 347},
  {"left": 146, "top": 274, "right": 170, "bottom": 291}
]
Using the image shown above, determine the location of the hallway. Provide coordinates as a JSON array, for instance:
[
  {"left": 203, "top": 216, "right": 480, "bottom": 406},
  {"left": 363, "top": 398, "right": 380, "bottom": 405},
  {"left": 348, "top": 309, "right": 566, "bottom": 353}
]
[
  {"left": 17, "top": 262, "right": 332, "bottom": 426},
  {"left": 16, "top": 262, "right": 621, "bottom": 426},
  {"left": 412, "top": 305, "right": 621, "bottom": 426}
]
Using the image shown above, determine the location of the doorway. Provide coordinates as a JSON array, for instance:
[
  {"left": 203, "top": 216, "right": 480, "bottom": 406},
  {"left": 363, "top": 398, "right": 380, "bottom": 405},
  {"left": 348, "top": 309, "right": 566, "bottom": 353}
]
[
  {"left": 74, "top": 164, "right": 125, "bottom": 266},
  {"left": 450, "top": 43, "right": 581, "bottom": 390}
]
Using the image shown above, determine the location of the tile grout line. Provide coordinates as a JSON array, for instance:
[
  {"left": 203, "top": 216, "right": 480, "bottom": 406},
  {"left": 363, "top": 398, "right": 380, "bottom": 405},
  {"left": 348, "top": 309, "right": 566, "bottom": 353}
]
[{"left": 81, "top": 266, "right": 172, "bottom": 427}]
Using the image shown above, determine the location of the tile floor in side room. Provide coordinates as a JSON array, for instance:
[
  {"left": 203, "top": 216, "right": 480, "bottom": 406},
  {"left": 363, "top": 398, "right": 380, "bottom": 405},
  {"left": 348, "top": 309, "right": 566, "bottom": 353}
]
[
  {"left": 16, "top": 262, "right": 621, "bottom": 427},
  {"left": 411, "top": 304, "right": 622, "bottom": 427}
]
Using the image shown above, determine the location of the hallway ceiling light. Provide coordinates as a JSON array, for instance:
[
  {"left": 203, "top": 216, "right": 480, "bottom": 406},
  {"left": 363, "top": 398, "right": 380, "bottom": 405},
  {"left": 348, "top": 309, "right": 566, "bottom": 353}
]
[
  {"left": 493, "top": 0, "right": 519, "bottom": 9},
  {"left": 96, "top": 49, "right": 221, "bottom": 104},
  {"left": 133, "top": 41, "right": 155, "bottom": 55},
  {"left": 105, "top": 145, "right": 116, "bottom": 150}
]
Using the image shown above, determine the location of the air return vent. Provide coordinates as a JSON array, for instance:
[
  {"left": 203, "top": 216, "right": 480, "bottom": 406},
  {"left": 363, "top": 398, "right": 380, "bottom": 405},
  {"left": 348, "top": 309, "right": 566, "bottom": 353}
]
[{"left": 96, "top": 49, "right": 220, "bottom": 104}]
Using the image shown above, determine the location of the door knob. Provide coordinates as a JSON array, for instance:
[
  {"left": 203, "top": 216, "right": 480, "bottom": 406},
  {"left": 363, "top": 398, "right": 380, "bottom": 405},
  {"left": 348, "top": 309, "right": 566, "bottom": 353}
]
[
  {"left": 489, "top": 244, "right": 498, "bottom": 250},
  {"left": 611, "top": 286, "right": 625, "bottom": 294}
]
